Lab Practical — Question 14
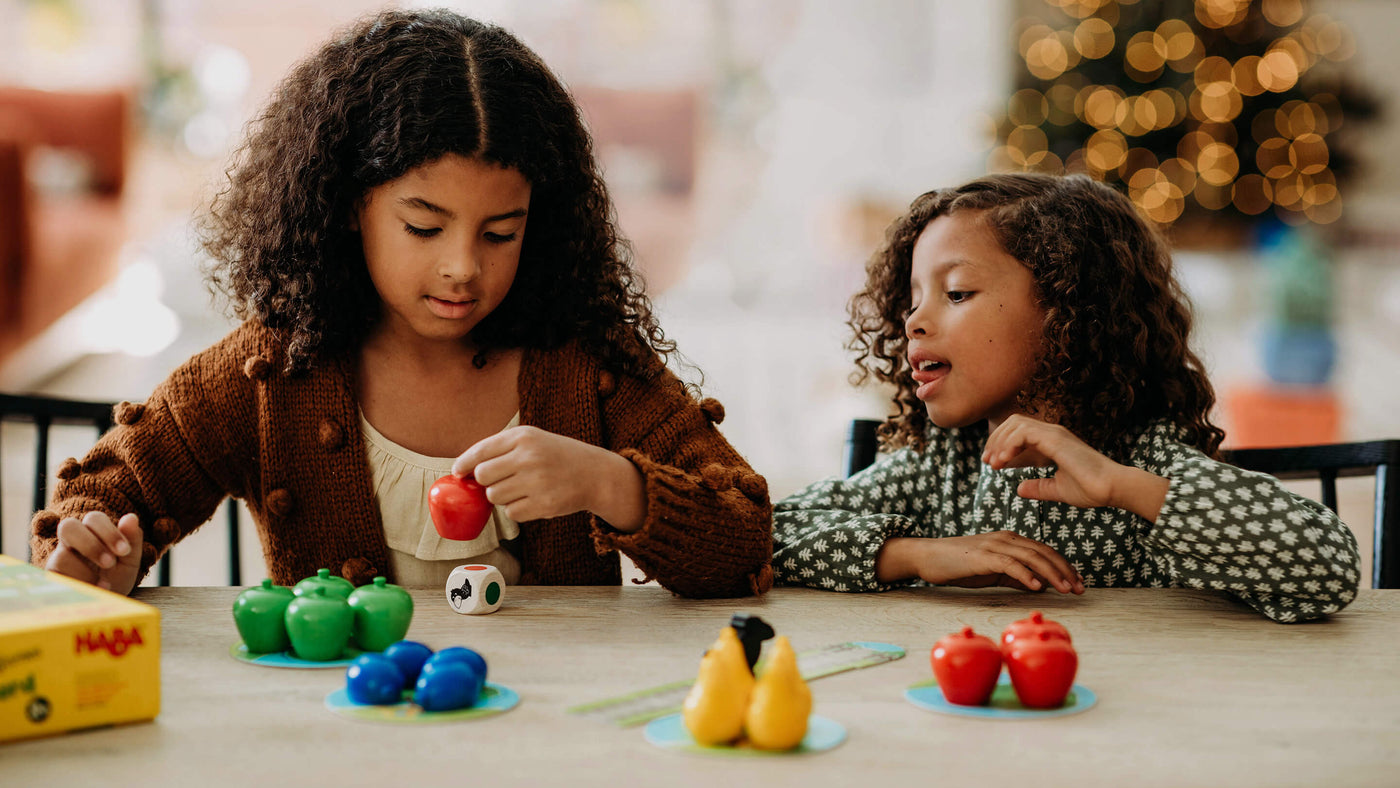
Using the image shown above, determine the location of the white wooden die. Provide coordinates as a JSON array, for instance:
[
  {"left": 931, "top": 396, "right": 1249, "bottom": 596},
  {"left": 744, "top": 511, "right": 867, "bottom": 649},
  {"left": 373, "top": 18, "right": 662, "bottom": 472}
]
[{"left": 445, "top": 564, "right": 505, "bottom": 615}]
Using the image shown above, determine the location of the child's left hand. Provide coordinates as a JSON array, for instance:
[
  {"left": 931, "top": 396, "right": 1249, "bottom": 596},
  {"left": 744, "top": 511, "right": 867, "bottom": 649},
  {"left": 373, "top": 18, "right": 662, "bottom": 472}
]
[
  {"left": 982, "top": 415, "right": 1169, "bottom": 521},
  {"left": 451, "top": 426, "right": 647, "bottom": 532}
]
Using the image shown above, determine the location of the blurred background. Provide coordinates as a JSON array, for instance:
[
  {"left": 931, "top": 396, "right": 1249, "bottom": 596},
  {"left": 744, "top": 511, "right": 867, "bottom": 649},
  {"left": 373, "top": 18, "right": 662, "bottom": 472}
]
[{"left": 2, "top": 0, "right": 1397, "bottom": 584}]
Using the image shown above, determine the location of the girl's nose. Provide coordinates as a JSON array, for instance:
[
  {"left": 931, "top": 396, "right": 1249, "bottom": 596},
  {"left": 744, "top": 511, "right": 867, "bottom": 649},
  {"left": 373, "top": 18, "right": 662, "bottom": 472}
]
[
  {"left": 440, "top": 244, "right": 481, "bottom": 282},
  {"left": 905, "top": 306, "right": 929, "bottom": 337}
]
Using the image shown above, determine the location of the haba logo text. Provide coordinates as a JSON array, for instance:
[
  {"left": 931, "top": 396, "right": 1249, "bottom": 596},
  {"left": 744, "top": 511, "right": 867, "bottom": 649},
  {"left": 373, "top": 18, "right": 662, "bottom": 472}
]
[{"left": 75, "top": 625, "right": 146, "bottom": 657}]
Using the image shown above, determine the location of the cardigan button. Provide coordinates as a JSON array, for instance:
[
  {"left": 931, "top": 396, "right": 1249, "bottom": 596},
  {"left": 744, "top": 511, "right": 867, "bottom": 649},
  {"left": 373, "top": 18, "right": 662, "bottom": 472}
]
[
  {"left": 318, "top": 419, "right": 344, "bottom": 451},
  {"left": 267, "top": 488, "right": 294, "bottom": 518},
  {"left": 341, "top": 557, "right": 377, "bottom": 586},
  {"left": 598, "top": 370, "right": 616, "bottom": 398}
]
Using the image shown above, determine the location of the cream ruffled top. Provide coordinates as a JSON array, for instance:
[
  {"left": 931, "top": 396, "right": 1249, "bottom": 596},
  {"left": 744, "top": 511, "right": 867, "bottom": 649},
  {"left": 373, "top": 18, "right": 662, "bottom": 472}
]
[{"left": 360, "top": 411, "right": 522, "bottom": 589}]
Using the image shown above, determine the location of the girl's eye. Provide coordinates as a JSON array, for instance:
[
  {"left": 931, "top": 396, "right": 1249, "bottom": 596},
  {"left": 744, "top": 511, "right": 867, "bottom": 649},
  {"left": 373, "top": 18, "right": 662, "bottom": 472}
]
[
  {"left": 404, "top": 224, "right": 440, "bottom": 238},
  {"left": 485, "top": 232, "right": 518, "bottom": 244},
  {"left": 946, "top": 290, "right": 972, "bottom": 304}
]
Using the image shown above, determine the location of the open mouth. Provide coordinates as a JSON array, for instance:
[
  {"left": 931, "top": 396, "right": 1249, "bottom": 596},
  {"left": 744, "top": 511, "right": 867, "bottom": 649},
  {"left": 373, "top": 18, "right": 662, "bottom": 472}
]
[{"left": 915, "top": 360, "right": 946, "bottom": 372}]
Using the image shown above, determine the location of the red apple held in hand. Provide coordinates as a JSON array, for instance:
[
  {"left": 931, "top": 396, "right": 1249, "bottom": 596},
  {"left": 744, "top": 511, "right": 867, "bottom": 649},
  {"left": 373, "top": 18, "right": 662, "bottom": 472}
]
[
  {"left": 930, "top": 627, "right": 1003, "bottom": 706},
  {"left": 1005, "top": 630, "right": 1078, "bottom": 709},
  {"left": 1000, "top": 610, "right": 1071, "bottom": 655},
  {"left": 429, "top": 474, "right": 492, "bottom": 541}
]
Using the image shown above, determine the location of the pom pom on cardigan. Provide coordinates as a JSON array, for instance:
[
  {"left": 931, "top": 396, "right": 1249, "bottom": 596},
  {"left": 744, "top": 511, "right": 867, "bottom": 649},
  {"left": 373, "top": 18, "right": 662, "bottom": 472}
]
[
  {"left": 243, "top": 355, "right": 272, "bottom": 380},
  {"left": 57, "top": 458, "right": 82, "bottom": 480},
  {"left": 32, "top": 511, "right": 60, "bottom": 539},
  {"left": 114, "top": 401, "right": 146, "bottom": 425},
  {"left": 699, "top": 398, "right": 725, "bottom": 424}
]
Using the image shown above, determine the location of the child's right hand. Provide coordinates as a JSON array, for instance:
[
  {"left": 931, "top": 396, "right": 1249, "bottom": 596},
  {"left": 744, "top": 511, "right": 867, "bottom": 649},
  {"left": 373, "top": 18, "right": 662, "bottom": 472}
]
[
  {"left": 876, "top": 532, "right": 1084, "bottom": 594},
  {"left": 45, "top": 512, "right": 144, "bottom": 596}
]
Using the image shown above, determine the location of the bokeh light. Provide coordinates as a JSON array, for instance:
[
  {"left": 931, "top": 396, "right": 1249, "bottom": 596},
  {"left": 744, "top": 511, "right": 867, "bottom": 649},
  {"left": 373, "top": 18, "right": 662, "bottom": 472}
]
[{"left": 997, "top": 2, "right": 1367, "bottom": 226}]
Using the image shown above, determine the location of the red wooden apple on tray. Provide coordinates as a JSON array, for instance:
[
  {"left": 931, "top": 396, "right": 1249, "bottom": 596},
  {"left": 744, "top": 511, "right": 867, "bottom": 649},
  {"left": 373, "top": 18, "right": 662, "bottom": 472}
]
[
  {"left": 930, "top": 627, "right": 1003, "bottom": 706},
  {"left": 1005, "top": 630, "right": 1078, "bottom": 709},
  {"left": 429, "top": 474, "right": 492, "bottom": 541},
  {"left": 1000, "top": 610, "right": 1071, "bottom": 655}
]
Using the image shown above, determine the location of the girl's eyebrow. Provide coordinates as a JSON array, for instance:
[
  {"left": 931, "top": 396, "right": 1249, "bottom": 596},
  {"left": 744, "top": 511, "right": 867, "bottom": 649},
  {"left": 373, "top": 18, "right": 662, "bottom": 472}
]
[
  {"left": 395, "top": 197, "right": 528, "bottom": 224},
  {"left": 397, "top": 196, "right": 454, "bottom": 217},
  {"left": 932, "top": 258, "right": 977, "bottom": 275}
]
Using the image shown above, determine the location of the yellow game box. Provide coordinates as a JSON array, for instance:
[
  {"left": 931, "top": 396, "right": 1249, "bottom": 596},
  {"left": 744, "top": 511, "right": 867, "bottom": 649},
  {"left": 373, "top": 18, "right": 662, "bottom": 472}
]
[{"left": 0, "top": 555, "right": 160, "bottom": 743}]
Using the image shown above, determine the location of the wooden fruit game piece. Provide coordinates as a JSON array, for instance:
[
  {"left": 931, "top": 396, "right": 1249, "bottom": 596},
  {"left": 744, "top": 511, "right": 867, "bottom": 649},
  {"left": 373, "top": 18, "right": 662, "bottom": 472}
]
[
  {"left": 428, "top": 474, "right": 492, "bottom": 541},
  {"left": 347, "top": 576, "right": 414, "bottom": 652},
  {"left": 445, "top": 564, "right": 505, "bottom": 615},
  {"left": 728, "top": 613, "right": 774, "bottom": 673},
  {"left": 1000, "top": 610, "right": 1071, "bottom": 654},
  {"left": 284, "top": 586, "right": 354, "bottom": 661},
  {"left": 292, "top": 568, "right": 354, "bottom": 600},
  {"left": 1005, "top": 630, "right": 1079, "bottom": 709},
  {"left": 930, "top": 627, "right": 1003, "bottom": 706},
  {"left": 744, "top": 635, "right": 812, "bottom": 750},
  {"left": 232, "top": 579, "right": 294, "bottom": 654}
]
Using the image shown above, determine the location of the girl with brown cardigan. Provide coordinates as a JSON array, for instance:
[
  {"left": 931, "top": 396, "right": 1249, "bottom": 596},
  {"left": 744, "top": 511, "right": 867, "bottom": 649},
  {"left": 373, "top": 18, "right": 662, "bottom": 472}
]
[{"left": 30, "top": 9, "right": 772, "bottom": 599}]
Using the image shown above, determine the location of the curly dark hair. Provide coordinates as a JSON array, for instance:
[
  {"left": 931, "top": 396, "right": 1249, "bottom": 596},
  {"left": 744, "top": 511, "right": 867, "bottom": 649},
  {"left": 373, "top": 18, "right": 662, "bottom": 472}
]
[
  {"left": 848, "top": 172, "right": 1225, "bottom": 460},
  {"left": 200, "top": 8, "right": 674, "bottom": 376}
]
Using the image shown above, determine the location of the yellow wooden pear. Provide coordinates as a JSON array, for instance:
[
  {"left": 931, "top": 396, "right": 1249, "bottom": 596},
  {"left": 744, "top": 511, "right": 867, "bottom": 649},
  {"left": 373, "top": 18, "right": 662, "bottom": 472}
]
[
  {"left": 682, "top": 626, "right": 754, "bottom": 745},
  {"left": 743, "top": 635, "right": 811, "bottom": 750}
]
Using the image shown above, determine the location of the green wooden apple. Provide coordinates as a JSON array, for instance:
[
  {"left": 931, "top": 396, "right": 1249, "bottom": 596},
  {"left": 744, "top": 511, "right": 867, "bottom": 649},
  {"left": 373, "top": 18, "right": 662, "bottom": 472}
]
[
  {"left": 347, "top": 576, "right": 414, "bottom": 652},
  {"left": 292, "top": 568, "right": 354, "bottom": 600},
  {"left": 232, "top": 579, "right": 294, "bottom": 654},
  {"left": 284, "top": 586, "right": 354, "bottom": 661}
]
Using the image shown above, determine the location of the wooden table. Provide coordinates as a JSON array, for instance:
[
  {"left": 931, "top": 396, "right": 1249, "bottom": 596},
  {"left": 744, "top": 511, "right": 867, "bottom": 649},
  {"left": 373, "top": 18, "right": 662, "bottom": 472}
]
[{"left": 7, "top": 586, "right": 1400, "bottom": 787}]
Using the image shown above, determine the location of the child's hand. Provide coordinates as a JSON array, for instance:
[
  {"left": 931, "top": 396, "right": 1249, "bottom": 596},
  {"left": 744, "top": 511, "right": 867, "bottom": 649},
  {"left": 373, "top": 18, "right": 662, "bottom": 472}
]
[
  {"left": 983, "top": 415, "right": 1122, "bottom": 508},
  {"left": 451, "top": 426, "right": 647, "bottom": 532},
  {"left": 878, "top": 534, "right": 1084, "bottom": 593},
  {"left": 45, "top": 512, "right": 144, "bottom": 596},
  {"left": 981, "top": 415, "right": 1171, "bottom": 522}
]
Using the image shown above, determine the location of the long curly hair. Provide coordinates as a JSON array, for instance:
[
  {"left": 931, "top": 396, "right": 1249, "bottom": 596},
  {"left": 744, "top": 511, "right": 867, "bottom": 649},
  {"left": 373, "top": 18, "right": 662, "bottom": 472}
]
[
  {"left": 848, "top": 172, "right": 1225, "bottom": 459},
  {"left": 200, "top": 9, "right": 674, "bottom": 376}
]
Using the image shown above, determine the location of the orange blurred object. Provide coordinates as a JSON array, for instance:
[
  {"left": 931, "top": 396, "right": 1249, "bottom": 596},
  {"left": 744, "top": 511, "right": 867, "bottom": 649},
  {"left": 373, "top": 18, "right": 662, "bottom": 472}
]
[{"left": 1223, "top": 385, "right": 1342, "bottom": 448}]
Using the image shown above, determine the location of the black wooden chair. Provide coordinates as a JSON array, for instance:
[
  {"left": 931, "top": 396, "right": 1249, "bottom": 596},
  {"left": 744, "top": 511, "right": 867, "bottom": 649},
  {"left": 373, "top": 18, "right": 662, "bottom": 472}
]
[
  {"left": 842, "top": 417, "right": 1400, "bottom": 589},
  {"left": 1, "top": 392, "right": 244, "bottom": 586}
]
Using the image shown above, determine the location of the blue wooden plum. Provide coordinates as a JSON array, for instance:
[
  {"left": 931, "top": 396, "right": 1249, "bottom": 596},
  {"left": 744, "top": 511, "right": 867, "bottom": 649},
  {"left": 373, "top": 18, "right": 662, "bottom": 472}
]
[
  {"left": 346, "top": 653, "right": 406, "bottom": 705},
  {"left": 383, "top": 640, "right": 434, "bottom": 685},
  {"left": 414, "top": 662, "right": 482, "bottom": 712},
  {"left": 424, "top": 646, "right": 487, "bottom": 683}
]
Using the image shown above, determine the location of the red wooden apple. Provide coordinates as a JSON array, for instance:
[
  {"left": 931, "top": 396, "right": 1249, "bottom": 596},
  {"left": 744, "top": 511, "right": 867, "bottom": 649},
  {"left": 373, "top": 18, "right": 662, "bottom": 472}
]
[
  {"left": 1005, "top": 630, "right": 1078, "bottom": 708},
  {"left": 428, "top": 474, "right": 492, "bottom": 541},
  {"left": 1000, "top": 610, "right": 1071, "bottom": 655},
  {"left": 930, "top": 627, "right": 1003, "bottom": 706}
]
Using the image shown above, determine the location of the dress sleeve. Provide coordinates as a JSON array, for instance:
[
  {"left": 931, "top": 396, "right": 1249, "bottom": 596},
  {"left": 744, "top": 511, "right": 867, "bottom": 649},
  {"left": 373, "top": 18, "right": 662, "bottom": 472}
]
[
  {"left": 28, "top": 338, "right": 259, "bottom": 586},
  {"left": 1137, "top": 433, "right": 1362, "bottom": 622},
  {"left": 590, "top": 364, "right": 772, "bottom": 599},
  {"left": 773, "top": 443, "right": 940, "bottom": 592}
]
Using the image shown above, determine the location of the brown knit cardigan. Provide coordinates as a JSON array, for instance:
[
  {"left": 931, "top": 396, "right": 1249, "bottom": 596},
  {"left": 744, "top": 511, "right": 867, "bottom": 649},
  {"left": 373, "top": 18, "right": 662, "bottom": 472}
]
[{"left": 29, "top": 322, "right": 774, "bottom": 598}]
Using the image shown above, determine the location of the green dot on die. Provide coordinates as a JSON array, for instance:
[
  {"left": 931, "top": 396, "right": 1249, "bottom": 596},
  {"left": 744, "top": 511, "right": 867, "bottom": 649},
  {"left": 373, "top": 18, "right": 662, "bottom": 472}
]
[{"left": 485, "top": 582, "right": 501, "bottom": 606}]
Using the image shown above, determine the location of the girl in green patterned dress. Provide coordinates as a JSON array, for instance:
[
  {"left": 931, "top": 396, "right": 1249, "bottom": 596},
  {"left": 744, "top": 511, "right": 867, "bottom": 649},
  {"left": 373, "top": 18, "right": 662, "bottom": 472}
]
[{"left": 773, "top": 173, "right": 1359, "bottom": 622}]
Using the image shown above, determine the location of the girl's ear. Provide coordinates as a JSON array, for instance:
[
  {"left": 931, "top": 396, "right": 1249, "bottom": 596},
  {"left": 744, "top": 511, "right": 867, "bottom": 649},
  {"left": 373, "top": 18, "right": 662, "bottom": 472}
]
[{"left": 348, "top": 195, "right": 366, "bottom": 232}]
